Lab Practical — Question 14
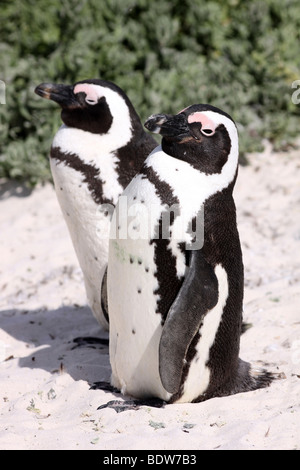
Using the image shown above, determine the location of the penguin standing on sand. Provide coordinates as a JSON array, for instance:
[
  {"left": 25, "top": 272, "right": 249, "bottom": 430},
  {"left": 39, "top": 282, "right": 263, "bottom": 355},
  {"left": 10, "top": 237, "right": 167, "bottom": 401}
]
[
  {"left": 35, "top": 79, "right": 157, "bottom": 330},
  {"left": 107, "top": 104, "right": 272, "bottom": 404}
]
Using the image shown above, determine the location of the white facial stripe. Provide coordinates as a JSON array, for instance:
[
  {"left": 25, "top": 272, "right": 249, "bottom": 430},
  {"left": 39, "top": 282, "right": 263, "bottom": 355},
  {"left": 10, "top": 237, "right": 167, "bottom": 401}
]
[
  {"left": 74, "top": 84, "right": 99, "bottom": 104},
  {"left": 203, "top": 110, "right": 239, "bottom": 173},
  {"left": 86, "top": 84, "right": 133, "bottom": 147},
  {"left": 201, "top": 110, "right": 237, "bottom": 139},
  {"left": 188, "top": 112, "right": 216, "bottom": 133}
]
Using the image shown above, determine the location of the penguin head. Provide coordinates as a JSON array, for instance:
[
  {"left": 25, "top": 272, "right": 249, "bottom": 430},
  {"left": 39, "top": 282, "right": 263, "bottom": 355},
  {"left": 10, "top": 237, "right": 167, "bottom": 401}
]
[
  {"left": 145, "top": 104, "right": 239, "bottom": 175},
  {"left": 35, "top": 79, "right": 139, "bottom": 135}
]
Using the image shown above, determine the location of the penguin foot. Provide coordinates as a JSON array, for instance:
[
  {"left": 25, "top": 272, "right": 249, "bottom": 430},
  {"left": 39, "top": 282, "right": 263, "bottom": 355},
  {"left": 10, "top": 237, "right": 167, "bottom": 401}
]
[
  {"left": 89, "top": 381, "right": 119, "bottom": 393},
  {"left": 97, "top": 398, "right": 166, "bottom": 413},
  {"left": 71, "top": 336, "right": 109, "bottom": 349}
]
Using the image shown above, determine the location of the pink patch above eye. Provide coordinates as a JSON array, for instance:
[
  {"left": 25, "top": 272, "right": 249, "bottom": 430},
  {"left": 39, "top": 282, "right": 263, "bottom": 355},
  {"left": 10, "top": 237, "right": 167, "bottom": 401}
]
[
  {"left": 187, "top": 112, "right": 216, "bottom": 133},
  {"left": 74, "top": 84, "right": 99, "bottom": 103}
]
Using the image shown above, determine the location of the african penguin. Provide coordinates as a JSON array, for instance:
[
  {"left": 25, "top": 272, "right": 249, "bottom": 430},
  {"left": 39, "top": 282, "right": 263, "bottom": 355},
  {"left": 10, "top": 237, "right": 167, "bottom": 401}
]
[
  {"left": 34, "top": 79, "right": 157, "bottom": 330},
  {"left": 107, "top": 104, "right": 272, "bottom": 403}
]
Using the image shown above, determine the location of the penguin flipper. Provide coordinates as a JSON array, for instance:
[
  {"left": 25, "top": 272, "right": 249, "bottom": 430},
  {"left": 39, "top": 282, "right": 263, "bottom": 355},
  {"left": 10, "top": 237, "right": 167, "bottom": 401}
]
[{"left": 159, "top": 249, "right": 218, "bottom": 394}]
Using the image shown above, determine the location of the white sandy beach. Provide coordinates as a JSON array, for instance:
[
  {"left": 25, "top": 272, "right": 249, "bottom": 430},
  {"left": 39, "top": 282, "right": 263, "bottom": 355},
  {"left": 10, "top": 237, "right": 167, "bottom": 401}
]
[{"left": 0, "top": 143, "right": 299, "bottom": 450}]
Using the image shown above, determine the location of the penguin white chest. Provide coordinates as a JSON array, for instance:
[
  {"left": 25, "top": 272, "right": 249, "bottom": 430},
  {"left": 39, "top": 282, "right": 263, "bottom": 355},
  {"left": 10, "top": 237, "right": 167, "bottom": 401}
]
[
  {"left": 107, "top": 175, "right": 172, "bottom": 401},
  {"left": 50, "top": 160, "right": 110, "bottom": 324},
  {"left": 49, "top": 125, "right": 125, "bottom": 327},
  {"left": 50, "top": 159, "right": 110, "bottom": 262}
]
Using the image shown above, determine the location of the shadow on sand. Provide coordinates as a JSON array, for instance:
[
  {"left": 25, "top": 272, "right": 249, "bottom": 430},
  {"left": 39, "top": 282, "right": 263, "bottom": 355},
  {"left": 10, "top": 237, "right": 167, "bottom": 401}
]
[
  {"left": 0, "top": 179, "right": 35, "bottom": 199},
  {"left": 0, "top": 305, "right": 110, "bottom": 386}
]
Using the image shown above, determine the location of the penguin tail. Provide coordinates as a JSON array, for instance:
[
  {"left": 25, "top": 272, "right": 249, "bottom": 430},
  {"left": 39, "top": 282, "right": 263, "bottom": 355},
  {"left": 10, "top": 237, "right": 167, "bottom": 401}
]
[
  {"left": 193, "top": 359, "right": 277, "bottom": 403},
  {"left": 234, "top": 358, "right": 275, "bottom": 394},
  {"left": 248, "top": 364, "right": 275, "bottom": 389}
]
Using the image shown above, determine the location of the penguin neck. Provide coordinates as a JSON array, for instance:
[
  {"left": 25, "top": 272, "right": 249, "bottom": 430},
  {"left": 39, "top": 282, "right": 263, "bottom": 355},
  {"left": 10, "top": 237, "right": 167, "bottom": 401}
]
[
  {"left": 145, "top": 145, "right": 238, "bottom": 209},
  {"left": 52, "top": 121, "right": 133, "bottom": 168}
]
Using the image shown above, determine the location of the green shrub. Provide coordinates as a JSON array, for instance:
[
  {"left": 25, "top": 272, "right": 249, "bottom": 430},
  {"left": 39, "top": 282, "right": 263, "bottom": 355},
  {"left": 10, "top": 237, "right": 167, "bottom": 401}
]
[{"left": 1, "top": 0, "right": 299, "bottom": 185}]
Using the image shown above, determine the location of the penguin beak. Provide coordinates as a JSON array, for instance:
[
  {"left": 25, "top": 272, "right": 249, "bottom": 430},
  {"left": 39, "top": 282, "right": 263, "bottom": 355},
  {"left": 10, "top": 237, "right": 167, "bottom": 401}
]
[
  {"left": 35, "top": 83, "right": 77, "bottom": 108},
  {"left": 144, "top": 113, "right": 189, "bottom": 138}
]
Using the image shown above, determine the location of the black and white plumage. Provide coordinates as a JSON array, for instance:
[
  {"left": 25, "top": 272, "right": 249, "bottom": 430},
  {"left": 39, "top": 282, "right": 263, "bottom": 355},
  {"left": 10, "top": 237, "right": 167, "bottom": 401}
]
[
  {"left": 107, "top": 104, "right": 272, "bottom": 403},
  {"left": 35, "top": 79, "right": 157, "bottom": 329}
]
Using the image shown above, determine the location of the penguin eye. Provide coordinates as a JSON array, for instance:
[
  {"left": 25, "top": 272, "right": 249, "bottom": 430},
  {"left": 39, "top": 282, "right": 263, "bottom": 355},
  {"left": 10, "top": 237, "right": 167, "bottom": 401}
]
[
  {"left": 85, "top": 97, "right": 98, "bottom": 106},
  {"left": 200, "top": 128, "right": 215, "bottom": 137}
]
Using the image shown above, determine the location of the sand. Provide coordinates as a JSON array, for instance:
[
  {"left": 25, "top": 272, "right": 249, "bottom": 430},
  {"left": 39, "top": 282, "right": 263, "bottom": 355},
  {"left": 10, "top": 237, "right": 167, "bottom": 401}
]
[{"left": 0, "top": 143, "right": 299, "bottom": 450}]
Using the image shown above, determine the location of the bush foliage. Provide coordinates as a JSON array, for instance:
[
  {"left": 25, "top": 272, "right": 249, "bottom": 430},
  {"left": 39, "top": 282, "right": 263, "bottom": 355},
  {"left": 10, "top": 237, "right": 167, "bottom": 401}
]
[{"left": 1, "top": 0, "right": 300, "bottom": 184}]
